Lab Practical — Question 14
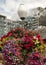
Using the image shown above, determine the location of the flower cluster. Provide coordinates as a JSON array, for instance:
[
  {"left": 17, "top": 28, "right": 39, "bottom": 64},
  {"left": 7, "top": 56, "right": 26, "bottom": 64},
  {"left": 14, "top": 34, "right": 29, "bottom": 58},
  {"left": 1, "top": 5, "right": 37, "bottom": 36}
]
[
  {"left": 0, "top": 27, "right": 45, "bottom": 65},
  {"left": 2, "top": 40, "right": 23, "bottom": 65},
  {"left": 0, "top": 31, "right": 12, "bottom": 52},
  {"left": 25, "top": 52, "right": 44, "bottom": 65}
]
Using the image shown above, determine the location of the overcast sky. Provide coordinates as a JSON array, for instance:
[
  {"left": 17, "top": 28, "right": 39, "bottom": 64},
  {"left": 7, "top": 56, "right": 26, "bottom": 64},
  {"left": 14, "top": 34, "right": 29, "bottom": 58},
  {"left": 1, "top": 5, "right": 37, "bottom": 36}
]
[{"left": 0, "top": 0, "right": 46, "bottom": 20}]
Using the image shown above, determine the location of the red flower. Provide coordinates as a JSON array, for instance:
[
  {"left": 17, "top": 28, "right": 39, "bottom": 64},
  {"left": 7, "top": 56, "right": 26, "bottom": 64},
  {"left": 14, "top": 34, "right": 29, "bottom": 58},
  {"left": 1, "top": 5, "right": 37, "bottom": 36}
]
[
  {"left": 43, "top": 39, "right": 46, "bottom": 43},
  {"left": 37, "top": 34, "right": 41, "bottom": 40},
  {"left": 37, "top": 34, "right": 43, "bottom": 44},
  {"left": 2, "top": 35, "right": 6, "bottom": 38},
  {"left": 0, "top": 37, "right": 2, "bottom": 41},
  {"left": 23, "top": 43, "right": 33, "bottom": 50},
  {"left": 22, "top": 36, "right": 34, "bottom": 50},
  {"left": 1, "top": 35, "right": 6, "bottom": 41},
  {"left": 6, "top": 32, "right": 12, "bottom": 37},
  {"left": 33, "top": 52, "right": 39, "bottom": 57}
]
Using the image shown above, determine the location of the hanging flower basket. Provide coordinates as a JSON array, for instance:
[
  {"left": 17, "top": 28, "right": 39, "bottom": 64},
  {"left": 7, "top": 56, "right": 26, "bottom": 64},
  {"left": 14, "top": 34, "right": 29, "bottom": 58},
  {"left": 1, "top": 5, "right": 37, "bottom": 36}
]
[{"left": 0, "top": 27, "right": 46, "bottom": 65}]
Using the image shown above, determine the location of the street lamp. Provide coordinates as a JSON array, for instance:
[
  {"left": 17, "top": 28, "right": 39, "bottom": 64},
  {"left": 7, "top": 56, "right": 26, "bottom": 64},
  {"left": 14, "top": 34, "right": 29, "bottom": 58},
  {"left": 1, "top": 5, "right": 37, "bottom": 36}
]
[
  {"left": 18, "top": 4, "right": 28, "bottom": 28},
  {"left": 18, "top": 4, "right": 27, "bottom": 21}
]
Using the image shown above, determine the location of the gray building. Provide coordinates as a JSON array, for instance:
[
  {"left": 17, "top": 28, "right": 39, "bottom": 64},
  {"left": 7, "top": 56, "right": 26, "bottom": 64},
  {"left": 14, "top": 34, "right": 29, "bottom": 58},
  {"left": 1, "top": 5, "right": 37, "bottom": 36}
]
[
  {"left": 0, "top": 15, "right": 20, "bottom": 37},
  {"left": 0, "top": 14, "right": 46, "bottom": 37},
  {"left": 0, "top": 15, "right": 7, "bottom": 37}
]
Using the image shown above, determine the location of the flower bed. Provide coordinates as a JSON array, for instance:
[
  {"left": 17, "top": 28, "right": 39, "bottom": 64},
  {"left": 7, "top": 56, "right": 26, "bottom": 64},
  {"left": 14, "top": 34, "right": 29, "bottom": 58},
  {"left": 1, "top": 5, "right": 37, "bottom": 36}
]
[{"left": 0, "top": 27, "right": 46, "bottom": 65}]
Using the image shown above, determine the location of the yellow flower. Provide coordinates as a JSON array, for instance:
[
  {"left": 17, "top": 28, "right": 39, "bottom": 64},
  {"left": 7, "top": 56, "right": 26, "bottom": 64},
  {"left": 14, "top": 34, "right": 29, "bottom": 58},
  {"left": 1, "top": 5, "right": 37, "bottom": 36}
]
[
  {"left": 0, "top": 41, "right": 2, "bottom": 45},
  {"left": 40, "top": 45, "right": 44, "bottom": 49},
  {"left": 35, "top": 48, "right": 38, "bottom": 52},
  {"left": 44, "top": 44, "right": 46, "bottom": 48},
  {"left": 2, "top": 38, "right": 6, "bottom": 42}
]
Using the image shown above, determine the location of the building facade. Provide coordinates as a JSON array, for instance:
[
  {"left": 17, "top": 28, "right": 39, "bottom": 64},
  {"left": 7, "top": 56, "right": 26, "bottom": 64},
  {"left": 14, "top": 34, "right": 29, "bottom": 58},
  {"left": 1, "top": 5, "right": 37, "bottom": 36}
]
[
  {"left": 0, "top": 14, "right": 39, "bottom": 37},
  {"left": 0, "top": 15, "right": 20, "bottom": 37}
]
